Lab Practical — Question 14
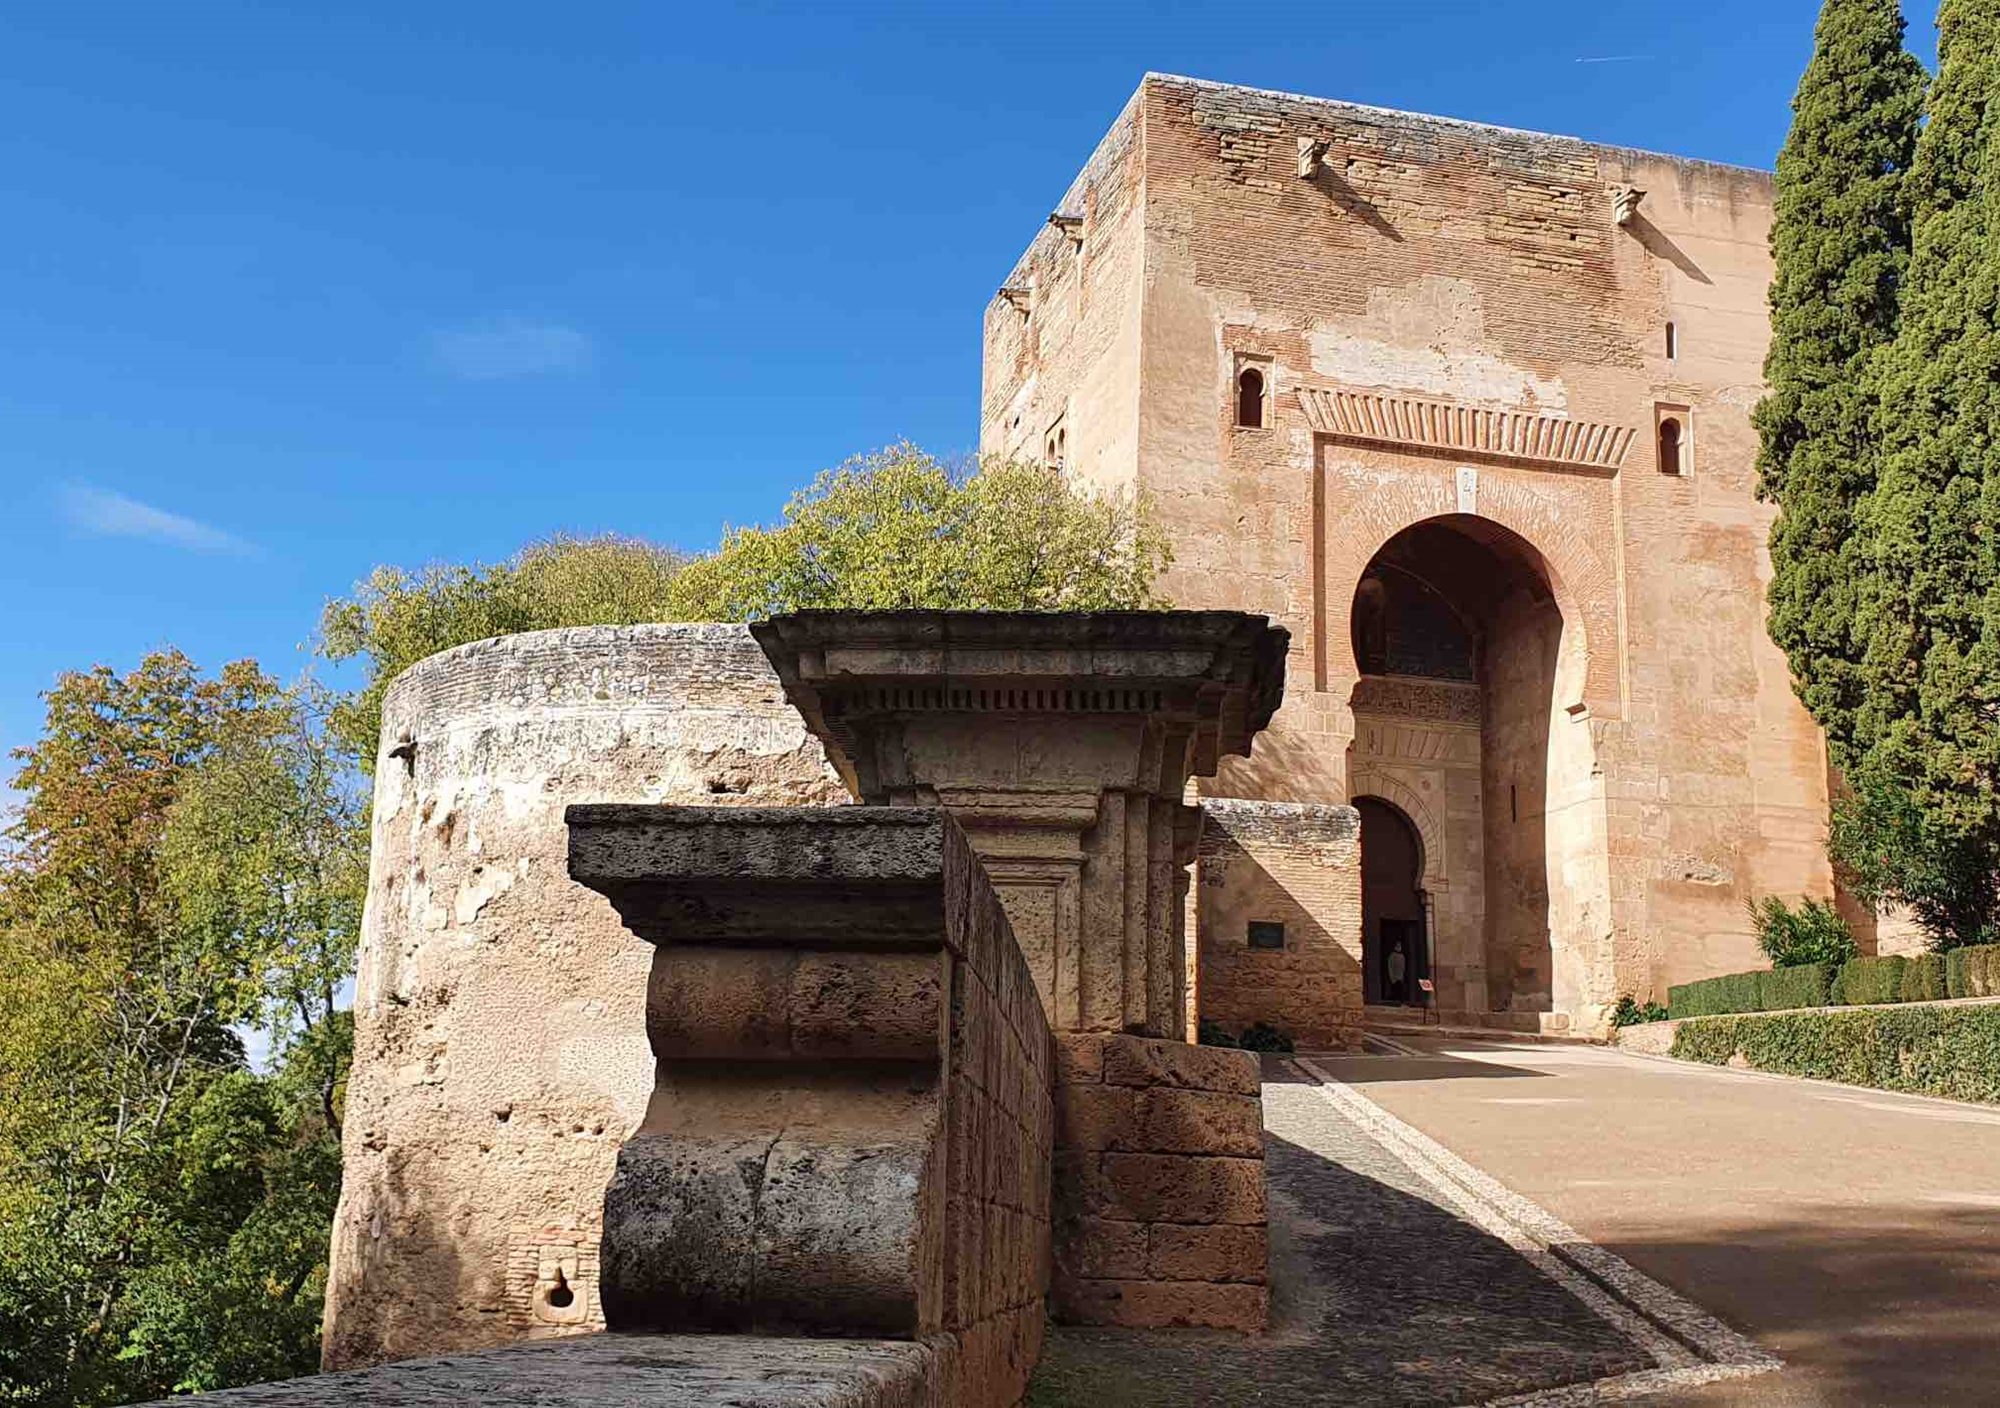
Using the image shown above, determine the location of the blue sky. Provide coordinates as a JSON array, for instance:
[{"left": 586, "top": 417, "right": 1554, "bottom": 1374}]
[{"left": 0, "top": 1, "right": 1936, "bottom": 773}]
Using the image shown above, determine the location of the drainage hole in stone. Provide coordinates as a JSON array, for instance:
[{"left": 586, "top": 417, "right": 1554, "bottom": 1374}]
[{"left": 545, "top": 1268, "right": 574, "bottom": 1309}]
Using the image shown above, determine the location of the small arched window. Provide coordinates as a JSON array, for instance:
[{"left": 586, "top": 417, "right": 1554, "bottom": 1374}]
[
  {"left": 1236, "top": 366, "right": 1266, "bottom": 428},
  {"left": 1658, "top": 417, "right": 1683, "bottom": 475}
]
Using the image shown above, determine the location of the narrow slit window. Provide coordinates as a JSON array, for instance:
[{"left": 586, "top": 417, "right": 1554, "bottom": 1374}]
[
  {"left": 1236, "top": 366, "right": 1266, "bottom": 428},
  {"left": 1665, "top": 322, "right": 1678, "bottom": 360},
  {"left": 1658, "top": 417, "right": 1683, "bottom": 475}
]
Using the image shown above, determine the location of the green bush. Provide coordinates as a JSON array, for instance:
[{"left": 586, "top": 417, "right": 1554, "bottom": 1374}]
[
  {"left": 1760, "top": 963, "right": 1836, "bottom": 1011},
  {"left": 1670, "top": 970, "right": 1764, "bottom": 1018},
  {"left": 1748, "top": 896, "right": 1859, "bottom": 969},
  {"left": 1611, "top": 995, "right": 1670, "bottom": 1027},
  {"left": 1669, "top": 1005, "right": 2000, "bottom": 1104},
  {"left": 1832, "top": 954, "right": 1908, "bottom": 1005},
  {"left": 1899, "top": 953, "right": 1947, "bottom": 1003},
  {"left": 1946, "top": 943, "right": 2000, "bottom": 999},
  {"left": 1196, "top": 1019, "right": 1240, "bottom": 1049},
  {"left": 1237, "top": 1021, "right": 1295, "bottom": 1054},
  {"left": 1669, "top": 964, "right": 1834, "bottom": 1018}
]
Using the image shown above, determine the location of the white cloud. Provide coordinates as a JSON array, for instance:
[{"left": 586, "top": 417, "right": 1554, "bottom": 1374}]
[
  {"left": 57, "top": 482, "right": 256, "bottom": 555},
  {"left": 430, "top": 318, "right": 594, "bottom": 381}
]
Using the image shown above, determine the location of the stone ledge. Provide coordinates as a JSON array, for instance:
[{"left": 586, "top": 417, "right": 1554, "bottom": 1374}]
[{"left": 130, "top": 1333, "right": 960, "bottom": 1407}]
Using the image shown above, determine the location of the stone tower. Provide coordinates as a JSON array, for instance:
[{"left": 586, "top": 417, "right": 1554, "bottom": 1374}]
[{"left": 980, "top": 75, "right": 1842, "bottom": 1035}]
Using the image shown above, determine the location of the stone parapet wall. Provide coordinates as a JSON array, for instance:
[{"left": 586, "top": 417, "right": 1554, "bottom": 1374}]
[
  {"left": 133, "top": 1334, "right": 973, "bottom": 1408},
  {"left": 1051, "top": 1034, "right": 1269, "bottom": 1331},
  {"left": 567, "top": 806, "right": 1054, "bottom": 1408},
  {"left": 1196, "top": 799, "right": 1365, "bottom": 1050}
]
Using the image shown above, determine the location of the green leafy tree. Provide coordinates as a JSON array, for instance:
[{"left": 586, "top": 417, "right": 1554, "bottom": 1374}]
[
  {"left": 322, "top": 449, "right": 1171, "bottom": 762},
  {"left": 0, "top": 654, "right": 363, "bottom": 1404},
  {"left": 1853, "top": 0, "right": 2000, "bottom": 942},
  {"left": 320, "top": 533, "right": 687, "bottom": 762},
  {"left": 1830, "top": 771, "right": 2000, "bottom": 948},
  {"left": 666, "top": 445, "right": 1170, "bottom": 620},
  {"left": 1755, "top": 0, "right": 1926, "bottom": 754}
]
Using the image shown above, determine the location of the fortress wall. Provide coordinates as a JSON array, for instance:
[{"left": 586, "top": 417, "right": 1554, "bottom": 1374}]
[{"left": 321, "top": 625, "right": 842, "bottom": 1370}]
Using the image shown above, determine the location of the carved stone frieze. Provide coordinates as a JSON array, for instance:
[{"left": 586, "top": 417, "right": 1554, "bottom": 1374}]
[
  {"left": 1350, "top": 674, "right": 1482, "bottom": 726},
  {"left": 1298, "top": 384, "right": 1636, "bottom": 470}
]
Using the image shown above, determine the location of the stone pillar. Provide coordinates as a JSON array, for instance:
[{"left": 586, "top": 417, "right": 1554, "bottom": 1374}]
[
  {"left": 565, "top": 805, "right": 1054, "bottom": 1405},
  {"left": 749, "top": 610, "right": 1288, "bottom": 1040}
]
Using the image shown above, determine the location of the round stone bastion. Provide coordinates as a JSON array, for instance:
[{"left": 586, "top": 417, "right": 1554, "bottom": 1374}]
[{"left": 321, "top": 624, "right": 842, "bottom": 1371}]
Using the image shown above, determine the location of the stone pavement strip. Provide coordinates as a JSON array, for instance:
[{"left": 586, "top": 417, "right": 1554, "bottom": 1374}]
[{"left": 1028, "top": 1061, "right": 1776, "bottom": 1408}]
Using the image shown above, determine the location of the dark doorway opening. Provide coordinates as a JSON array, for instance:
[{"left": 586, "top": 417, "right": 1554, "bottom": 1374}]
[{"left": 1358, "top": 796, "right": 1427, "bottom": 1006}]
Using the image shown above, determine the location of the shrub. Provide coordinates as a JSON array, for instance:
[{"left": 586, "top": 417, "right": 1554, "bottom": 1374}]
[
  {"left": 1945, "top": 943, "right": 2000, "bottom": 999},
  {"left": 1760, "top": 963, "right": 1836, "bottom": 1011},
  {"left": 1670, "top": 970, "right": 1764, "bottom": 1018},
  {"left": 1899, "top": 953, "right": 1946, "bottom": 1003},
  {"left": 1748, "top": 896, "right": 1859, "bottom": 969},
  {"left": 1669, "top": 1005, "right": 2000, "bottom": 1105},
  {"left": 1832, "top": 954, "right": 1908, "bottom": 1005},
  {"left": 1196, "top": 1019, "right": 1239, "bottom": 1049},
  {"left": 1671, "top": 964, "right": 1838, "bottom": 1018},
  {"left": 1611, "top": 995, "right": 1670, "bottom": 1027},
  {"left": 1237, "top": 1022, "right": 1295, "bottom": 1054}
]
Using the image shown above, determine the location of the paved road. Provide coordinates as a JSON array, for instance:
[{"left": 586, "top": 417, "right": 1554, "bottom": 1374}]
[{"left": 1319, "top": 1036, "right": 2000, "bottom": 1406}]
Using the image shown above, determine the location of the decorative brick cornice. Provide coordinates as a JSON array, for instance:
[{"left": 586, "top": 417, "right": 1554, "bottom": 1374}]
[{"left": 1297, "top": 385, "right": 1636, "bottom": 470}]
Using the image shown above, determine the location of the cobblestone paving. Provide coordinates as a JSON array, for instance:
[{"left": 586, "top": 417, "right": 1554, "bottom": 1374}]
[{"left": 1027, "top": 1067, "right": 1651, "bottom": 1407}]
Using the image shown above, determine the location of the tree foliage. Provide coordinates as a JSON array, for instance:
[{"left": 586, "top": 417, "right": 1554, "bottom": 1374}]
[
  {"left": 665, "top": 446, "right": 1171, "bottom": 621},
  {"left": 0, "top": 653, "right": 364, "bottom": 1405},
  {"left": 320, "top": 448, "right": 1172, "bottom": 761},
  {"left": 1849, "top": 0, "right": 2000, "bottom": 941},
  {"left": 1756, "top": 0, "right": 1926, "bottom": 753},
  {"left": 319, "top": 533, "right": 687, "bottom": 762}
]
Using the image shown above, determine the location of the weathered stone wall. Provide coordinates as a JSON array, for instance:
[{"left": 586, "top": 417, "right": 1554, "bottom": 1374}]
[
  {"left": 323, "top": 625, "right": 842, "bottom": 1370},
  {"left": 566, "top": 806, "right": 1054, "bottom": 1408},
  {"left": 981, "top": 73, "right": 1841, "bottom": 1031},
  {"left": 1195, "top": 799, "right": 1364, "bottom": 1050},
  {"left": 1051, "top": 1034, "right": 1269, "bottom": 1331}
]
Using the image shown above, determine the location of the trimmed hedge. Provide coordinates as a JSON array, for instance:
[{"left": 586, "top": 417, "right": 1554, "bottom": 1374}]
[
  {"left": 1899, "top": 953, "right": 1946, "bottom": 1003},
  {"left": 1762, "top": 963, "right": 1835, "bottom": 1012},
  {"left": 1946, "top": 943, "right": 2000, "bottom": 999},
  {"left": 1831, "top": 954, "right": 1906, "bottom": 1006},
  {"left": 1670, "top": 1004, "right": 2000, "bottom": 1105},
  {"left": 1669, "top": 963, "right": 1834, "bottom": 1018}
]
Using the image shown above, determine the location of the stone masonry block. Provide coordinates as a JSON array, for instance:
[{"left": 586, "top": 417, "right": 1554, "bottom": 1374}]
[
  {"left": 1100, "top": 1036, "right": 1261, "bottom": 1096},
  {"left": 1057, "top": 1278, "right": 1269, "bottom": 1332},
  {"left": 1055, "top": 1084, "right": 1138, "bottom": 1152},
  {"left": 1137, "top": 1088, "right": 1264, "bottom": 1157},
  {"left": 1147, "top": 1224, "right": 1267, "bottom": 1283},
  {"left": 1054, "top": 1033, "right": 1106, "bottom": 1085},
  {"left": 1056, "top": 1217, "right": 1149, "bottom": 1281},
  {"left": 1096, "top": 1154, "right": 1267, "bottom": 1225}
]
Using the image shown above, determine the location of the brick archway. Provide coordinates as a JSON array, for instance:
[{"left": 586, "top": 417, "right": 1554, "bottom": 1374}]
[
  {"left": 1346, "top": 768, "right": 1445, "bottom": 892},
  {"left": 1323, "top": 471, "right": 1620, "bottom": 716}
]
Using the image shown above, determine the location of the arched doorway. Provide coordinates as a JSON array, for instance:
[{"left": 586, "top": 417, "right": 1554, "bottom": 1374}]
[
  {"left": 1356, "top": 796, "right": 1426, "bottom": 1005},
  {"left": 1346, "top": 514, "right": 1576, "bottom": 1018}
]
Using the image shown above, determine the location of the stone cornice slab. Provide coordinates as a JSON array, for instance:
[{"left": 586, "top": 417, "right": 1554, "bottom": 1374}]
[{"left": 1297, "top": 384, "right": 1636, "bottom": 470}]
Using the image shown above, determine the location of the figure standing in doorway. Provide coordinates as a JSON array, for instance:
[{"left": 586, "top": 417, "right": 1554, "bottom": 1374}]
[{"left": 1386, "top": 938, "right": 1407, "bottom": 1003}]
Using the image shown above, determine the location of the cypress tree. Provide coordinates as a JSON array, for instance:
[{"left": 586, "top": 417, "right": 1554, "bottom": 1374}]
[
  {"left": 1856, "top": 0, "right": 2000, "bottom": 925},
  {"left": 1755, "top": 0, "right": 1925, "bottom": 759}
]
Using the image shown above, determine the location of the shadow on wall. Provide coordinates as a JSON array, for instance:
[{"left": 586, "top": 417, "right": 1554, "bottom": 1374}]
[{"left": 1197, "top": 831, "right": 1362, "bottom": 1051}]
